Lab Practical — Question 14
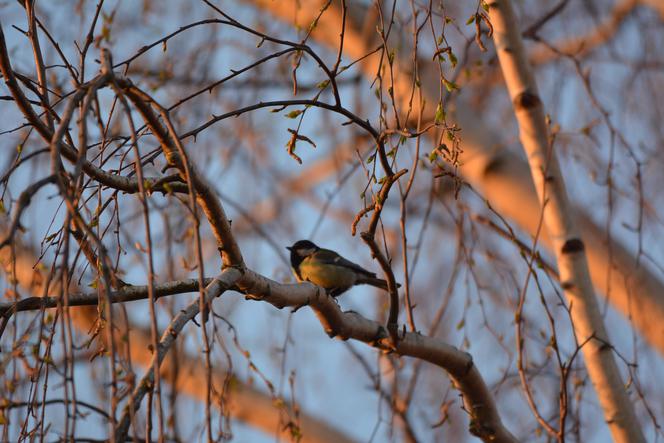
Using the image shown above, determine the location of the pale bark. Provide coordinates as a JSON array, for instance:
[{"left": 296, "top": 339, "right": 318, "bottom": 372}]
[
  {"left": 238, "top": 269, "right": 519, "bottom": 443},
  {"left": 487, "top": 1, "right": 645, "bottom": 442},
  {"left": 246, "top": 0, "right": 664, "bottom": 355}
]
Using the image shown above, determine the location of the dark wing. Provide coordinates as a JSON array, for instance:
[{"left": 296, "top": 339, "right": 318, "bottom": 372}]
[{"left": 313, "top": 248, "right": 376, "bottom": 277}]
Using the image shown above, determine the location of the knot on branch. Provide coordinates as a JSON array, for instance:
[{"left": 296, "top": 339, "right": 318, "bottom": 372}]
[
  {"left": 468, "top": 418, "right": 496, "bottom": 440},
  {"left": 561, "top": 238, "right": 585, "bottom": 254},
  {"left": 513, "top": 90, "right": 541, "bottom": 110}
]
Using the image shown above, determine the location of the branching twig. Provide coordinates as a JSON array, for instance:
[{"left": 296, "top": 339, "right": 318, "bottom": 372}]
[{"left": 114, "top": 270, "right": 241, "bottom": 442}]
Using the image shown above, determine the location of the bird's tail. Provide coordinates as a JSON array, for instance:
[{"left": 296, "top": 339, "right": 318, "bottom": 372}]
[{"left": 357, "top": 276, "right": 401, "bottom": 291}]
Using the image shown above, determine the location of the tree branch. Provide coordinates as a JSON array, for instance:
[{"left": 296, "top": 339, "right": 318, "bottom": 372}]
[{"left": 237, "top": 269, "right": 519, "bottom": 443}]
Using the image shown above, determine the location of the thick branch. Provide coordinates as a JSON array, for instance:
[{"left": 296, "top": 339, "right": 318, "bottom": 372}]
[
  {"left": 237, "top": 269, "right": 519, "bottom": 443},
  {"left": 7, "top": 265, "right": 517, "bottom": 443}
]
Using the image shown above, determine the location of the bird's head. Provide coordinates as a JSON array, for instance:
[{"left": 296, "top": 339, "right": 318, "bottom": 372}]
[
  {"left": 286, "top": 240, "right": 319, "bottom": 267},
  {"left": 287, "top": 240, "right": 319, "bottom": 257}
]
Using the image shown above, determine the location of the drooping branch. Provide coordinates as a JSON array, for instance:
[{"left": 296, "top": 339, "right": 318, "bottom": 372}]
[
  {"left": 113, "top": 77, "right": 244, "bottom": 268},
  {"left": 114, "top": 270, "right": 242, "bottom": 442},
  {"left": 0, "top": 175, "right": 56, "bottom": 250},
  {"left": 0, "top": 24, "right": 188, "bottom": 196},
  {"left": 0, "top": 231, "right": 357, "bottom": 443}
]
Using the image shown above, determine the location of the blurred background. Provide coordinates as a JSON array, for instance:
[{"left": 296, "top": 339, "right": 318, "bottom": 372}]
[{"left": 1, "top": 0, "right": 663, "bottom": 441}]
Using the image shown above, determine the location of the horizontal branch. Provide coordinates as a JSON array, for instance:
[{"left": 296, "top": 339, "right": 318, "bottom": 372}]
[{"left": 0, "top": 278, "right": 215, "bottom": 317}]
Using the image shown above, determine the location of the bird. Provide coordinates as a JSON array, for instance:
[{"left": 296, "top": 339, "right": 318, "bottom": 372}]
[{"left": 286, "top": 240, "right": 394, "bottom": 297}]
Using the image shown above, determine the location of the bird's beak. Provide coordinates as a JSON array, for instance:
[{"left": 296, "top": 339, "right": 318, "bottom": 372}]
[{"left": 286, "top": 246, "right": 292, "bottom": 251}]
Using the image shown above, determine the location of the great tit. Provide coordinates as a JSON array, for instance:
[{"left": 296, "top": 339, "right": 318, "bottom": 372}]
[{"left": 287, "top": 240, "right": 392, "bottom": 296}]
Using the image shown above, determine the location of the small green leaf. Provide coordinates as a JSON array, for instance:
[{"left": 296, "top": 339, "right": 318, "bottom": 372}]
[
  {"left": 435, "top": 103, "right": 445, "bottom": 124},
  {"left": 449, "top": 51, "right": 458, "bottom": 68},
  {"left": 466, "top": 15, "right": 476, "bottom": 25},
  {"left": 443, "top": 79, "right": 459, "bottom": 92},
  {"left": 101, "top": 24, "right": 111, "bottom": 42},
  {"left": 285, "top": 110, "right": 303, "bottom": 119},
  {"left": 316, "top": 79, "right": 330, "bottom": 89}
]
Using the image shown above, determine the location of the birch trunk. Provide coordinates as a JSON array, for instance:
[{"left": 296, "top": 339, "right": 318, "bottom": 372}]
[{"left": 487, "top": 1, "right": 645, "bottom": 441}]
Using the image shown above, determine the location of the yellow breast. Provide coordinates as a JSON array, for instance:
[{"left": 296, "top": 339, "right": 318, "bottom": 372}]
[{"left": 297, "top": 258, "right": 356, "bottom": 290}]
